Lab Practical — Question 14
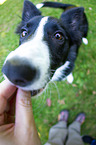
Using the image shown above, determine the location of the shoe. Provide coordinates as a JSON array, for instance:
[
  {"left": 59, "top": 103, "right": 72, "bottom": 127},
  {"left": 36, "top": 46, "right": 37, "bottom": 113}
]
[
  {"left": 75, "top": 113, "right": 86, "bottom": 125},
  {"left": 58, "top": 109, "right": 69, "bottom": 122},
  {"left": 82, "top": 135, "right": 94, "bottom": 144}
]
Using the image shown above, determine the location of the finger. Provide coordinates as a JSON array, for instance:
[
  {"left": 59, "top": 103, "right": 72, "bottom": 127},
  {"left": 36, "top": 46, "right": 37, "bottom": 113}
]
[
  {"left": 0, "top": 123, "right": 14, "bottom": 138},
  {"left": 0, "top": 80, "right": 16, "bottom": 125},
  {"left": 0, "top": 123, "right": 14, "bottom": 132},
  {"left": 0, "top": 79, "right": 17, "bottom": 100},
  {"left": 15, "top": 89, "right": 36, "bottom": 131},
  {"left": 15, "top": 89, "right": 41, "bottom": 145}
]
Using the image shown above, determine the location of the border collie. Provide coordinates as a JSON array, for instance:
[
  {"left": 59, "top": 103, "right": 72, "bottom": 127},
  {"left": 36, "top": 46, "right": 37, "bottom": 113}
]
[{"left": 2, "top": 0, "right": 88, "bottom": 96}]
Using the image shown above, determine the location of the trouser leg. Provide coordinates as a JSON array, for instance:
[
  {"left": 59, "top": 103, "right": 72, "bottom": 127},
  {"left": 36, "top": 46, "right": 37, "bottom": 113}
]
[
  {"left": 44, "top": 121, "right": 68, "bottom": 145},
  {"left": 66, "top": 121, "right": 84, "bottom": 145}
]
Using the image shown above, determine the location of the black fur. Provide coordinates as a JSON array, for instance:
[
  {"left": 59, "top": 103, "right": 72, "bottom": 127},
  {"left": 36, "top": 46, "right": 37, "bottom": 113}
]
[{"left": 39, "top": 1, "right": 88, "bottom": 80}]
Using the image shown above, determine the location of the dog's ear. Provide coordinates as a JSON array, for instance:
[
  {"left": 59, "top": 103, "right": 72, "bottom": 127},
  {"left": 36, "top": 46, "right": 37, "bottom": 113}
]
[
  {"left": 22, "top": 0, "right": 41, "bottom": 22},
  {"left": 60, "top": 7, "right": 84, "bottom": 45},
  {"left": 16, "top": 0, "right": 41, "bottom": 34}
]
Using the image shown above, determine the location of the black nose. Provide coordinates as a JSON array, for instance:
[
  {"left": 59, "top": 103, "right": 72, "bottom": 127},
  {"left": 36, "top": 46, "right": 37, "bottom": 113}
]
[{"left": 2, "top": 57, "right": 39, "bottom": 87}]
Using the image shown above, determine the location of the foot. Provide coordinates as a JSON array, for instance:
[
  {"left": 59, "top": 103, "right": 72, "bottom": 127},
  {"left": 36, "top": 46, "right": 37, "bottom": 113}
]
[
  {"left": 58, "top": 110, "right": 69, "bottom": 122},
  {"left": 75, "top": 113, "right": 86, "bottom": 125}
]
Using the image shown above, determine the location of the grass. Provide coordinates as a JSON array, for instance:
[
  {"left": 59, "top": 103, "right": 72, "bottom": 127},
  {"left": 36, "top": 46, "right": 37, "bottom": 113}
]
[{"left": 0, "top": 0, "right": 96, "bottom": 144}]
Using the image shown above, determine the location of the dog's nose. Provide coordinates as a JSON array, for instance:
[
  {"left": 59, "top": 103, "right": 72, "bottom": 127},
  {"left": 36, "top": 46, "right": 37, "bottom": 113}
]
[{"left": 2, "top": 58, "right": 38, "bottom": 87}]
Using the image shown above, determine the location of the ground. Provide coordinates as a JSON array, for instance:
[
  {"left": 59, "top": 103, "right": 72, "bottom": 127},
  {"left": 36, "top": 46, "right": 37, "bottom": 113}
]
[{"left": 0, "top": 0, "right": 96, "bottom": 144}]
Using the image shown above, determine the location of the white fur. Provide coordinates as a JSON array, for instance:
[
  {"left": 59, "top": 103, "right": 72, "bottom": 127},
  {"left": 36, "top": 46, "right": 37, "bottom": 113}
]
[
  {"left": 3, "top": 17, "right": 50, "bottom": 91},
  {"left": 36, "top": 3, "right": 44, "bottom": 9},
  {"left": 44, "top": 143, "right": 51, "bottom": 145},
  {"left": 82, "top": 37, "right": 88, "bottom": 45},
  {"left": 51, "top": 61, "right": 70, "bottom": 81},
  {"left": 66, "top": 73, "right": 74, "bottom": 83}
]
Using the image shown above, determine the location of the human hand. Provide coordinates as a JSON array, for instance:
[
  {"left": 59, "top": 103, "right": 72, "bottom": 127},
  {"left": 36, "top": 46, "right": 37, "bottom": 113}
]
[{"left": 0, "top": 80, "right": 41, "bottom": 145}]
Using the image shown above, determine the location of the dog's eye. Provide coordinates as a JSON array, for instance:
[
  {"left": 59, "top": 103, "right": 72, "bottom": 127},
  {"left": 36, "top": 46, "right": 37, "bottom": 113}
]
[
  {"left": 21, "top": 31, "right": 28, "bottom": 37},
  {"left": 54, "top": 33, "right": 63, "bottom": 40}
]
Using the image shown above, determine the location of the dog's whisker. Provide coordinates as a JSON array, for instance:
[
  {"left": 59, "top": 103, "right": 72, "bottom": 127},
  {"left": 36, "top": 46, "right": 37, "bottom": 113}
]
[
  {"left": 48, "top": 76, "right": 61, "bottom": 100},
  {"left": 32, "top": 85, "right": 54, "bottom": 115},
  {"left": 16, "top": 14, "right": 22, "bottom": 20},
  {"left": 50, "top": 81, "right": 61, "bottom": 100},
  {"left": 50, "top": 69, "right": 56, "bottom": 72},
  {"left": 32, "top": 85, "right": 51, "bottom": 110},
  {"left": 50, "top": 72, "right": 55, "bottom": 75},
  {"left": 32, "top": 94, "right": 46, "bottom": 113},
  {"left": 49, "top": 86, "right": 52, "bottom": 99}
]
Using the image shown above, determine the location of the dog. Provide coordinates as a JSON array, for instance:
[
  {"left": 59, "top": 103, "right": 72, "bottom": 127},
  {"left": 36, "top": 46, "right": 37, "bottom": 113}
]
[{"left": 2, "top": 0, "right": 88, "bottom": 96}]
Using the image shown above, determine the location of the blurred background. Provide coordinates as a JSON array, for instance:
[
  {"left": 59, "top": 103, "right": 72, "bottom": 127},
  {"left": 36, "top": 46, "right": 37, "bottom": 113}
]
[{"left": 0, "top": 0, "right": 96, "bottom": 144}]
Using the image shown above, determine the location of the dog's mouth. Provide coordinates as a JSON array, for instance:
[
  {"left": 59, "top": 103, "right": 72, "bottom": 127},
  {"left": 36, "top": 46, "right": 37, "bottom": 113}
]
[{"left": 31, "top": 88, "right": 44, "bottom": 97}]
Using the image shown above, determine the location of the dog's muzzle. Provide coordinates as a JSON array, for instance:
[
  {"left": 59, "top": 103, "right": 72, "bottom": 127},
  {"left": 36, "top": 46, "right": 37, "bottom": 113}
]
[
  {"left": 2, "top": 57, "right": 39, "bottom": 87},
  {"left": 2, "top": 39, "right": 50, "bottom": 96}
]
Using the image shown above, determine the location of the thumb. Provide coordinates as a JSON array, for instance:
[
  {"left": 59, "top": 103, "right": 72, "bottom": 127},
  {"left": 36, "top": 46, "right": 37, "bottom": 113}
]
[{"left": 15, "top": 89, "right": 36, "bottom": 132}]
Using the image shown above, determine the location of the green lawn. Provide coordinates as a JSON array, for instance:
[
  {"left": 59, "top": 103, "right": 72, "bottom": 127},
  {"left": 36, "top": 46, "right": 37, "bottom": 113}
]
[{"left": 0, "top": 0, "right": 96, "bottom": 144}]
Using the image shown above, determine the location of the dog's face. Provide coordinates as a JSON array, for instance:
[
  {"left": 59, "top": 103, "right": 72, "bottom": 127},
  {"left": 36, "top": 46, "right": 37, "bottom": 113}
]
[
  {"left": 2, "top": 1, "right": 87, "bottom": 96},
  {"left": 2, "top": 16, "right": 69, "bottom": 95}
]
